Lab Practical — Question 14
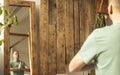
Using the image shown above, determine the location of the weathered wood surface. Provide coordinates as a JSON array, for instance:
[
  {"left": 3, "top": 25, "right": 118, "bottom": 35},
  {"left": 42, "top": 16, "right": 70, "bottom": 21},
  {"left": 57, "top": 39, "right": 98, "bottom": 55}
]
[
  {"left": 39, "top": 0, "right": 96, "bottom": 75},
  {"left": 56, "top": 0, "right": 66, "bottom": 73},
  {"left": 40, "top": 0, "right": 49, "bottom": 75}
]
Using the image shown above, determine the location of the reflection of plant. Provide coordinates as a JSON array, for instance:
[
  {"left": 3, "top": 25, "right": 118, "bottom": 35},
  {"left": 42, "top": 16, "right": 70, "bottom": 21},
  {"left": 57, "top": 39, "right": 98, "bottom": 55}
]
[
  {"left": 0, "top": 4, "right": 19, "bottom": 45},
  {"left": 95, "top": 13, "right": 106, "bottom": 28}
]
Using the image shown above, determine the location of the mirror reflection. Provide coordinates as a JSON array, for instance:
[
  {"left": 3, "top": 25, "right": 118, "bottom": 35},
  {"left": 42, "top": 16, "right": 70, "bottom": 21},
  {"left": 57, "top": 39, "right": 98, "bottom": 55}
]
[{"left": 10, "top": 6, "right": 30, "bottom": 75}]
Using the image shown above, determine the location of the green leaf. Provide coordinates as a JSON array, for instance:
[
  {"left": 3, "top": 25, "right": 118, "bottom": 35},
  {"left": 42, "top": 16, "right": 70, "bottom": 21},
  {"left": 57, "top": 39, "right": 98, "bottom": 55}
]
[
  {"left": 13, "top": 16, "right": 19, "bottom": 26},
  {"left": 5, "top": 17, "right": 12, "bottom": 26},
  {"left": 4, "top": 9, "right": 10, "bottom": 17},
  {"left": 0, "top": 7, "right": 2, "bottom": 15},
  {"left": 0, "top": 22, "right": 3, "bottom": 26},
  {"left": 0, "top": 40, "right": 3, "bottom": 45}
]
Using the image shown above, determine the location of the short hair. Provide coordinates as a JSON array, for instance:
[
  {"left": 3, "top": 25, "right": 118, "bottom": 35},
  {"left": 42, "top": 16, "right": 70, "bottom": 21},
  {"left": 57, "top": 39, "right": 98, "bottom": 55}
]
[{"left": 12, "top": 50, "right": 19, "bottom": 54}]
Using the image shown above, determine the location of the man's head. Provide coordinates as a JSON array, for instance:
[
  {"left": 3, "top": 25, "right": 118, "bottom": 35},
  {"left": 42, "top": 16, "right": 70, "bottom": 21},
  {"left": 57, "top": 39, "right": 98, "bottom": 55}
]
[
  {"left": 108, "top": 0, "right": 120, "bottom": 21},
  {"left": 12, "top": 50, "right": 19, "bottom": 60}
]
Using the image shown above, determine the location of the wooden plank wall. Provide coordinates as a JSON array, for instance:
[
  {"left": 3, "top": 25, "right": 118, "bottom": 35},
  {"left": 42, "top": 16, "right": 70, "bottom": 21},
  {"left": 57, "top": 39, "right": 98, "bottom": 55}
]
[{"left": 39, "top": 0, "right": 96, "bottom": 75}]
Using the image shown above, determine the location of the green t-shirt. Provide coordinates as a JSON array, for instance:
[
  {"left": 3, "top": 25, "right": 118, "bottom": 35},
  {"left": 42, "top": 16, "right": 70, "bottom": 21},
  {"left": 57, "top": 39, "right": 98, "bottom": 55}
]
[
  {"left": 10, "top": 60, "right": 27, "bottom": 75},
  {"left": 78, "top": 23, "right": 120, "bottom": 75}
]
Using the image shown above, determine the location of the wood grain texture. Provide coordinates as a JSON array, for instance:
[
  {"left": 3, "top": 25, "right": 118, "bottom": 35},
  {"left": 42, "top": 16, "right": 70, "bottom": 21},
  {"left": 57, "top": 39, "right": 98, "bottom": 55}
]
[
  {"left": 79, "top": 0, "right": 85, "bottom": 48},
  {"left": 30, "top": 2, "right": 39, "bottom": 75},
  {"left": 48, "top": 24, "right": 57, "bottom": 75},
  {"left": 40, "top": 0, "right": 49, "bottom": 75},
  {"left": 4, "top": 0, "right": 10, "bottom": 75},
  {"left": 74, "top": 0, "right": 80, "bottom": 54},
  {"left": 56, "top": 0, "right": 66, "bottom": 73},
  {"left": 65, "top": 0, "right": 74, "bottom": 64},
  {"left": 39, "top": 0, "right": 97, "bottom": 75}
]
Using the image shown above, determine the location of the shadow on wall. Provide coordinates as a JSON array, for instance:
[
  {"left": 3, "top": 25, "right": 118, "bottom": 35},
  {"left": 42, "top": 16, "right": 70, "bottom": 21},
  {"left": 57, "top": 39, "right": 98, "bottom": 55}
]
[{"left": 0, "top": 46, "right": 4, "bottom": 75}]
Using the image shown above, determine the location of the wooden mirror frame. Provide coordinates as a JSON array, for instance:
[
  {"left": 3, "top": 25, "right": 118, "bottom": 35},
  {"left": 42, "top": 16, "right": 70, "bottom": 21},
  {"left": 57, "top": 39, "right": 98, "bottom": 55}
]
[{"left": 4, "top": 0, "right": 38, "bottom": 75}]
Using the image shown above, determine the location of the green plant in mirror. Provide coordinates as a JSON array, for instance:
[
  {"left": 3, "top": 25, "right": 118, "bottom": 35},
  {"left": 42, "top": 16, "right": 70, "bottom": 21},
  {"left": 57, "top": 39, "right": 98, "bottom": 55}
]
[
  {"left": 0, "top": 4, "right": 19, "bottom": 45},
  {"left": 95, "top": 13, "right": 106, "bottom": 28}
]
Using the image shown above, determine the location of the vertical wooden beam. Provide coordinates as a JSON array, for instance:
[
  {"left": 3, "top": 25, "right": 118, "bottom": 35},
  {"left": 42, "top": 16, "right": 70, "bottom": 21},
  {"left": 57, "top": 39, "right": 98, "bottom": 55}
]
[
  {"left": 56, "top": 0, "right": 66, "bottom": 73},
  {"left": 79, "top": 0, "right": 85, "bottom": 48},
  {"left": 48, "top": 0, "right": 57, "bottom": 75},
  {"left": 74, "top": 0, "right": 80, "bottom": 54},
  {"left": 49, "top": 0, "right": 56, "bottom": 25},
  {"left": 65, "top": 0, "right": 74, "bottom": 64},
  {"left": 4, "top": 28, "right": 10, "bottom": 75},
  {"left": 40, "top": 0, "right": 49, "bottom": 75},
  {"left": 30, "top": 2, "right": 39, "bottom": 75},
  {"left": 48, "top": 24, "right": 57, "bottom": 75},
  {"left": 4, "top": 0, "right": 10, "bottom": 75},
  {"left": 84, "top": 0, "right": 90, "bottom": 38}
]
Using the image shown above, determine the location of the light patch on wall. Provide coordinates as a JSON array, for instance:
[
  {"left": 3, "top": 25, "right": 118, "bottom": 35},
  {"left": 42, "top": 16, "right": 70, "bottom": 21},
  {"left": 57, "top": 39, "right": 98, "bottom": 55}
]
[{"left": 0, "top": 0, "right": 4, "bottom": 75}]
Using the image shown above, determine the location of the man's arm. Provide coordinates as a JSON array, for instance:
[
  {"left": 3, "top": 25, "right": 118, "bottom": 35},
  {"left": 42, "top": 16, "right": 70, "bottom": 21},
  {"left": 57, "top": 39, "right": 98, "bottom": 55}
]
[
  {"left": 10, "top": 61, "right": 30, "bottom": 72},
  {"left": 23, "top": 65, "right": 30, "bottom": 72},
  {"left": 69, "top": 53, "right": 95, "bottom": 72},
  {"left": 10, "top": 68, "right": 20, "bottom": 71},
  {"left": 10, "top": 62, "right": 21, "bottom": 71}
]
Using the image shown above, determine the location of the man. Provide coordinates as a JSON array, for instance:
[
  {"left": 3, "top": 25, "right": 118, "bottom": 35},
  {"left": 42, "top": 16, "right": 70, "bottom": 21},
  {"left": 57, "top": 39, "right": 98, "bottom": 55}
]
[
  {"left": 69, "top": 0, "right": 120, "bottom": 75},
  {"left": 10, "top": 50, "right": 30, "bottom": 75}
]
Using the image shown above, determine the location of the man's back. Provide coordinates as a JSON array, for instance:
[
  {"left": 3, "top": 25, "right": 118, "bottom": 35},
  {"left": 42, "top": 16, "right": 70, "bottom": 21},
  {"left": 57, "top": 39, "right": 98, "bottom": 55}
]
[{"left": 95, "top": 23, "right": 120, "bottom": 75}]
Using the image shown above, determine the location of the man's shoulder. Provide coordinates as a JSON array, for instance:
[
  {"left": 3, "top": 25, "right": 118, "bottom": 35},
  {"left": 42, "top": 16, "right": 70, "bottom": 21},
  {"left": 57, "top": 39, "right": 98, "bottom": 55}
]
[{"left": 93, "top": 26, "right": 112, "bottom": 34}]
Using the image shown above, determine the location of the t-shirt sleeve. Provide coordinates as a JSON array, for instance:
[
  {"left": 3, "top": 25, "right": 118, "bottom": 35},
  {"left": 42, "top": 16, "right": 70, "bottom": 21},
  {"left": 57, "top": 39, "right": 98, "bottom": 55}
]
[
  {"left": 78, "top": 30, "right": 98, "bottom": 64},
  {"left": 21, "top": 61, "right": 28, "bottom": 68}
]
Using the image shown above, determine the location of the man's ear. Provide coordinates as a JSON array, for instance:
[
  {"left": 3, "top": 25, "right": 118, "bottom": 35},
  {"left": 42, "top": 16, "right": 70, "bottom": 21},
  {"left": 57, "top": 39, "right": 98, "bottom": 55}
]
[{"left": 110, "top": 5, "right": 113, "bottom": 14}]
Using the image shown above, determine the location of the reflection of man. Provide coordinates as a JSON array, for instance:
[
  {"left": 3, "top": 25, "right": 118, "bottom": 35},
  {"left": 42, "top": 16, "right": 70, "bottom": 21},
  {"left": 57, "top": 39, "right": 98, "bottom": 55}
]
[
  {"left": 69, "top": 0, "right": 120, "bottom": 75},
  {"left": 10, "top": 50, "right": 30, "bottom": 75}
]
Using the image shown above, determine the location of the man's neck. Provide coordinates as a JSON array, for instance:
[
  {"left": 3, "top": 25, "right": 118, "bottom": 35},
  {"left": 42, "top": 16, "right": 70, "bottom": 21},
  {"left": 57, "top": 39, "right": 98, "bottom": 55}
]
[
  {"left": 111, "top": 14, "right": 120, "bottom": 24},
  {"left": 13, "top": 59, "right": 19, "bottom": 62}
]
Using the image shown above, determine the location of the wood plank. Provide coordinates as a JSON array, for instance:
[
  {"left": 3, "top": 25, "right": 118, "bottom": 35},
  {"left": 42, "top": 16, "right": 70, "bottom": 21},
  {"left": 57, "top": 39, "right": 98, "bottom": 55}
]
[
  {"left": 84, "top": 0, "right": 91, "bottom": 38},
  {"left": 48, "top": 24, "right": 57, "bottom": 75},
  {"left": 74, "top": 0, "right": 80, "bottom": 54},
  {"left": 48, "top": 0, "right": 57, "bottom": 75},
  {"left": 48, "top": 0, "right": 57, "bottom": 64},
  {"left": 56, "top": 0, "right": 66, "bottom": 73},
  {"left": 49, "top": 0, "right": 56, "bottom": 25},
  {"left": 4, "top": 0, "right": 10, "bottom": 75},
  {"left": 91, "top": 0, "right": 97, "bottom": 31},
  {"left": 40, "top": 0, "right": 49, "bottom": 75},
  {"left": 29, "top": 2, "right": 39, "bottom": 75},
  {"left": 4, "top": 28, "right": 10, "bottom": 75},
  {"left": 79, "top": 0, "right": 85, "bottom": 47},
  {"left": 65, "top": 0, "right": 74, "bottom": 64},
  {"left": 48, "top": 63, "right": 56, "bottom": 75}
]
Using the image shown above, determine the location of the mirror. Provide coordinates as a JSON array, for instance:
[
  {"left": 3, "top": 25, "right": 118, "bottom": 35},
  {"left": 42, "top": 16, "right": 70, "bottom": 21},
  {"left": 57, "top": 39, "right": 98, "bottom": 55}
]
[
  {"left": 4, "top": 1, "right": 38, "bottom": 75},
  {"left": 10, "top": 6, "right": 30, "bottom": 75}
]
